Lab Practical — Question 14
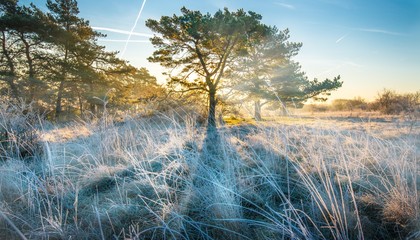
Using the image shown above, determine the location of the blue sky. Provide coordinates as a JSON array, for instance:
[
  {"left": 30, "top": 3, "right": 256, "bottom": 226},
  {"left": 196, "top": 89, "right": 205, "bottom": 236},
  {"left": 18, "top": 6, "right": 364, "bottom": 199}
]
[{"left": 22, "top": 0, "right": 420, "bottom": 100}]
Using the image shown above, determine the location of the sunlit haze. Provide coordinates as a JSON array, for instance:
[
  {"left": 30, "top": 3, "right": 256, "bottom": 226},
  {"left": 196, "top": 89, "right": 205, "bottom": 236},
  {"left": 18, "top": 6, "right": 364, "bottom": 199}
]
[{"left": 22, "top": 0, "right": 420, "bottom": 101}]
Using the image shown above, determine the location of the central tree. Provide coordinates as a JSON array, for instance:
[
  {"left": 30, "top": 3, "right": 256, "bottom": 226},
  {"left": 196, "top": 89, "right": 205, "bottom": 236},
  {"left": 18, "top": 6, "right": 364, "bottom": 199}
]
[{"left": 146, "top": 7, "right": 265, "bottom": 128}]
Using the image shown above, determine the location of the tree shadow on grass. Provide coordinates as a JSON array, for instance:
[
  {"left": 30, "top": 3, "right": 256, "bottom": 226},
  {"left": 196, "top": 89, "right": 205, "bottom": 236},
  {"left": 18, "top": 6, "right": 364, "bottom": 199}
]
[
  {"left": 182, "top": 125, "right": 252, "bottom": 239},
  {"left": 202, "top": 126, "right": 223, "bottom": 168}
]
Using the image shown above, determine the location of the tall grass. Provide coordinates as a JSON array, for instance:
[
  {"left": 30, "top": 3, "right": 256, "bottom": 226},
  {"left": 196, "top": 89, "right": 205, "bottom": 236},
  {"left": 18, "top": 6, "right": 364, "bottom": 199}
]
[{"left": 0, "top": 110, "right": 418, "bottom": 239}]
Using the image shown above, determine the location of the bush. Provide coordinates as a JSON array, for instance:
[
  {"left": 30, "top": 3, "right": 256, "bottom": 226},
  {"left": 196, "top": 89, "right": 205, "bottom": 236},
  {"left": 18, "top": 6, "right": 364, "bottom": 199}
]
[
  {"left": 302, "top": 103, "right": 329, "bottom": 112},
  {"left": 0, "top": 99, "right": 43, "bottom": 160},
  {"left": 331, "top": 97, "right": 368, "bottom": 111},
  {"left": 373, "top": 89, "right": 420, "bottom": 115}
]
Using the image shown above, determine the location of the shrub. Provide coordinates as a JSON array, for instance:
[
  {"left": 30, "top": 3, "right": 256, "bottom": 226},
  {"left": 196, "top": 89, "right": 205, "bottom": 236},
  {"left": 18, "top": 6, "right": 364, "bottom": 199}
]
[
  {"left": 302, "top": 103, "right": 329, "bottom": 112},
  {"left": 373, "top": 89, "right": 420, "bottom": 115},
  {"left": 331, "top": 97, "right": 368, "bottom": 111},
  {"left": 0, "top": 99, "right": 43, "bottom": 161}
]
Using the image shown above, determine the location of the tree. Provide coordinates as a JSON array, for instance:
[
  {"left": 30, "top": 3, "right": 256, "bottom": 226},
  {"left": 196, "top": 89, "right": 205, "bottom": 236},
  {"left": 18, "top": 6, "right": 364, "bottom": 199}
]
[
  {"left": 99, "top": 65, "right": 165, "bottom": 114},
  {"left": 0, "top": 1, "right": 50, "bottom": 102},
  {"left": 266, "top": 62, "right": 342, "bottom": 115},
  {"left": 146, "top": 7, "right": 266, "bottom": 128},
  {"left": 45, "top": 0, "right": 108, "bottom": 119},
  {"left": 229, "top": 27, "right": 302, "bottom": 120},
  {"left": 232, "top": 28, "right": 342, "bottom": 119},
  {"left": 0, "top": 0, "right": 23, "bottom": 100},
  {"left": 43, "top": 0, "right": 132, "bottom": 119},
  {"left": 1, "top": 0, "right": 160, "bottom": 119}
]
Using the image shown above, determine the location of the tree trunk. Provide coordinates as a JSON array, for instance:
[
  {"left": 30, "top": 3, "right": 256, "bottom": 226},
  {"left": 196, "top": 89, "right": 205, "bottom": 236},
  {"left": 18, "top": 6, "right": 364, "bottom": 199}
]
[
  {"left": 77, "top": 89, "right": 83, "bottom": 116},
  {"left": 1, "top": 31, "right": 20, "bottom": 100},
  {"left": 90, "top": 103, "right": 96, "bottom": 115},
  {"left": 21, "top": 34, "right": 35, "bottom": 102},
  {"left": 55, "top": 43, "right": 69, "bottom": 120},
  {"left": 207, "top": 88, "right": 217, "bottom": 129},
  {"left": 2, "top": 76, "right": 20, "bottom": 100},
  {"left": 55, "top": 80, "right": 65, "bottom": 119},
  {"left": 280, "top": 102, "right": 288, "bottom": 116},
  {"left": 9, "top": 79, "right": 20, "bottom": 100},
  {"left": 254, "top": 99, "right": 262, "bottom": 121}
]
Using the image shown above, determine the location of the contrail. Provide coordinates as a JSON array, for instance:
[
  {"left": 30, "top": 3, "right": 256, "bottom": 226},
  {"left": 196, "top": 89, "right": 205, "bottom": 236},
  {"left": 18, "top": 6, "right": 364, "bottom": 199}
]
[
  {"left": 98, "top": 39, "right": 150, "bottom": 43},
  {"left": 92, "top": 27, "right": 153, "bottom": 38},
  {"left": 121, "top": 0, "right": 148, "bottom": 57},
  {"left": 274, "top": 2, "right": 295, "bottom": 10},
  {"left": 335, "top": 33, "right": 348, "bottom": 44},
  {"left": 356, "top": 28, "right": 404, "bottom": 36}
]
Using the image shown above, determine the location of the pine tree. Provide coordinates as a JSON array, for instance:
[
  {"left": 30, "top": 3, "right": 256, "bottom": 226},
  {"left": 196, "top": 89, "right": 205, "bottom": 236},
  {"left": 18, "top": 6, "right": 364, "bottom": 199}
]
[{"left": 146, "top": 7, "right": 267, "bottom": 128}]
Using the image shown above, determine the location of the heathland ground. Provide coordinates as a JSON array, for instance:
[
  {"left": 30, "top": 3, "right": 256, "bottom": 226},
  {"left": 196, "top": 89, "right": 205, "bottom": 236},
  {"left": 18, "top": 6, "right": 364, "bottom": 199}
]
[{"left": 1, "top": 108, "right": 418, "bottom": 239}]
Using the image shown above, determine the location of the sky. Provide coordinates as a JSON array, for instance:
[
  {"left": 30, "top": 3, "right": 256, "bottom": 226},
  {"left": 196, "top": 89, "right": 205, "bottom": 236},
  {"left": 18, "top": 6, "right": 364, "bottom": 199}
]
[{"left": 21, "top": 0, "right": 420, "bottom": 101}]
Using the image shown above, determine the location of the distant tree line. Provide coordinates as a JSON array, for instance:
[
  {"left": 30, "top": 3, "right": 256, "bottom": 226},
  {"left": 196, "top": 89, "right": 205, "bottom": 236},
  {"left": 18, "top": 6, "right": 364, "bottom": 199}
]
[
  {"left": 0, "top": 0, "right": 164, "bottom": 120},
  {"left": 305, "top": 89, "right": 420, "bottom": 115}
]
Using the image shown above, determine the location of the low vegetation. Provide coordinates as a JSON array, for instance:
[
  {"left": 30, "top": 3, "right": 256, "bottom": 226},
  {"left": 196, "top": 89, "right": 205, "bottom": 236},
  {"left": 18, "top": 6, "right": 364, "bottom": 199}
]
[
  {"left": 305, "top": 89, "right": 420, "bottom": 116},
  {"left": 0, "top": 106, "right": 418, "bottom": 239}
]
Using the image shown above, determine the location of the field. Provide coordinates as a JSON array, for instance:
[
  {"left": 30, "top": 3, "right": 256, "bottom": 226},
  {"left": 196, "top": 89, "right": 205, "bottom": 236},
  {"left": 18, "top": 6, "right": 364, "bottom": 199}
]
[{"left": 0, "top": 111, "right": 419, "bottom": 239}]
